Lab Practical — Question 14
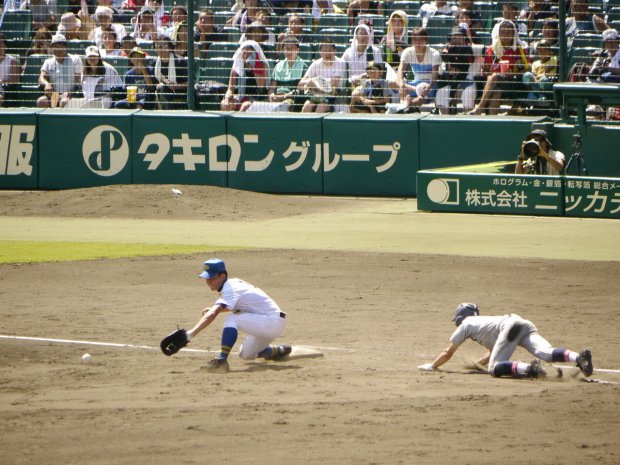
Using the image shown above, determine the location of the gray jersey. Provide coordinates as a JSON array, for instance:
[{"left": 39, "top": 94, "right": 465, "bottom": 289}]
[{"left": 450, "top": 314, "right": 525, "bottom": 350}]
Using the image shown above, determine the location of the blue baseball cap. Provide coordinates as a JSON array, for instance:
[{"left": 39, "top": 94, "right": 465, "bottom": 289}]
[{"left": 199, "top": 258, "right": 226, "bottom": 279}]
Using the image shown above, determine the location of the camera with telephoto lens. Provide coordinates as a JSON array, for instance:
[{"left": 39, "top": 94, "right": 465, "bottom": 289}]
[{"left": 523, "top": 139, "right": 541, "bottom": 159}]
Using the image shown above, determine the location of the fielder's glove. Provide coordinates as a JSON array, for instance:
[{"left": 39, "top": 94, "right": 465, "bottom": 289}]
[{"left": 160, "top": 328, "right": 189, "bottom": 356}]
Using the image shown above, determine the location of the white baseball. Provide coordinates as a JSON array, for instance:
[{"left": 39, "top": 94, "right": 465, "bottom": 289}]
[{"left": 82, "top": 353, "right": 92, "bottom": 362}]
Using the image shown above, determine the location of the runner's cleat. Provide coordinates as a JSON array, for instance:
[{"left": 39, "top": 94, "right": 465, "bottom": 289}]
[
  {"left": 528, "top": 359, "right": 547, "bottom": 378},
  {"left": 202, "top": 357, "right": 230, "bottom": 373}
]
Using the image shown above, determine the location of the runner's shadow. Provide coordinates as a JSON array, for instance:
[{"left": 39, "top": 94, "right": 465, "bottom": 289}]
[{"left": 239, "top": 362, "right": 303, "bottom": 373}]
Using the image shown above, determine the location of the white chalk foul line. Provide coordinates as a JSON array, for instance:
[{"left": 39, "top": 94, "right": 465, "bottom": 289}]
[{"left": 0, "top": 335, "right": 352, "bottom": 355}]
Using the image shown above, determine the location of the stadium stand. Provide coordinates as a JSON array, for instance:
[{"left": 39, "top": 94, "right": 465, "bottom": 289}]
[{"left": 0, "top": 0, "right": 617, "bottom": 119}]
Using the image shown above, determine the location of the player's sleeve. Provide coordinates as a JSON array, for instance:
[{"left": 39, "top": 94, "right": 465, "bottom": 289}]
[{"left": 449, "top": 325, "right": 468, "bottom": 347}]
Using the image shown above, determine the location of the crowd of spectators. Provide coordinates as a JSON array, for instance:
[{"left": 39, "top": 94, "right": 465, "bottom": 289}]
[{"left": 0, "top": 0, "right": 618, "bottom": 117}]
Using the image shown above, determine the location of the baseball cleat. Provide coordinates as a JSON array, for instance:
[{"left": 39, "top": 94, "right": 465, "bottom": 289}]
[
  {"left": 576, "top": 349, "right": 593, "bottom": 377},
  {"left": 202, "top": 357, "right": 230, "bottom": 373},
  {"left": 528, "top": 359, "right": 547, "bottom": 378},
  {"left": 270, "top": 344, "right": 292, "bottom": 361}
]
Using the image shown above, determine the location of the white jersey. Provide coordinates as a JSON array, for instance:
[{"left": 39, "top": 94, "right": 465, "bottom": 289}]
[
  {"left": 216, "top": 278, "right": 282, "bottom": 316},
  {"left": 450, "top": 314, "right": 528, "bottom": 350}
]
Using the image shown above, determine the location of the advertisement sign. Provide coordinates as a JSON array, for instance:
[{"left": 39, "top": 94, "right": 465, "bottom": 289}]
[
  {"left": 132, "top": 111, "right": 227, "bottom": 186},
  {"left": 0, "top": 109, "right": 39, "bottom": 189},
  {"left": 38, "top": 109, "right": 136, "bottom": 189}
]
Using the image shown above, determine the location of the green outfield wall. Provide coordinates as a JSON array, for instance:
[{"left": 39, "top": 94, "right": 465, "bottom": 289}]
[{"left": 1, "top": 110, "right": 620, "bottom": 210}]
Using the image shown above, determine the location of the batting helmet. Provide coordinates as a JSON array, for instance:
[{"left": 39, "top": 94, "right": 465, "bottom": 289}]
[{"left": 452, "top": 303, "right": 479, "bottom": 326}]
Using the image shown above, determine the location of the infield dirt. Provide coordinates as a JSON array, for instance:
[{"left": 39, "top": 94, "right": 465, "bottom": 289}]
[{"left": 0, "top": 185, "right": 619, "bottom": 465}]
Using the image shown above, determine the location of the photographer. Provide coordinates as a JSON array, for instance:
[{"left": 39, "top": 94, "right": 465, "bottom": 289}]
[{"left": 515, "top": 129, "right": 565, "bottom": 175}]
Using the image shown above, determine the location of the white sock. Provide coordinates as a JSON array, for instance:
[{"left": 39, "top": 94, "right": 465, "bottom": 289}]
[
  {"left": 516, "top": 362, "right": 530, "bottom": 375},
  {"left": 567, "top": 351, "right": 578, "bottom": 363}
]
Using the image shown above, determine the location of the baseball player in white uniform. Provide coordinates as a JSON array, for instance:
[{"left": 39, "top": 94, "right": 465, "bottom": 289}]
[
  {"left": 418, "top": 303, "right": 593, "bottom": 378},
  {"left": 185, "top": 258, "right": 291, "bottom": 373}
]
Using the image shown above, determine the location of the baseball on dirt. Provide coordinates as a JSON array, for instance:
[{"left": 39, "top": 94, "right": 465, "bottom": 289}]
[{"left": 82, "top": 353, "right": 92, "bottom": 362}]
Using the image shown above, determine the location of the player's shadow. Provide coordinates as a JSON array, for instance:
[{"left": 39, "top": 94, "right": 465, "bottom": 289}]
[{"left": 238, "top": 362, "right": 303, "bottom": 373}]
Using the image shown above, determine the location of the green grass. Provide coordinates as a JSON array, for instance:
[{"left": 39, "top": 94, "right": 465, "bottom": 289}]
[{"left": 0, "top": 241, "right": 241, "bottom": 264}]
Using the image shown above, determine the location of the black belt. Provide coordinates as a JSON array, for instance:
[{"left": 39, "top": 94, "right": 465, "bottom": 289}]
[{"left": 279, "top": 312, "right": 286, "bottom": 319}]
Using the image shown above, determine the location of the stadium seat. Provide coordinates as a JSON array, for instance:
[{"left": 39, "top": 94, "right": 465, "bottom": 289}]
[
  {"left": 568, "top": 46, "right": 599, "bottom": 71},
  {"left": 6, "top": 38, "right": 30, "bottom": 61},
  {"left": 571, "top": 33, "right": 603, "bottom": 49},
  {"left": 318, "top": 13, "right": 349, "bottom": 30},
  {"left": 606, "top": 6, "right": 620, "bottom": 22},
  {"left": 390, "top": 1, "right": 422, "bottom": 17},
  {"left": 219, "top": 26, "right": 241, "bottom": 43},
  {"left": 214, "top": 11, "right": 235, "bottom": 29},
  {"left": 20, "top": 53, "right": 49, "bottom": 106},
  {"left": 0, "top": 10, "right": 33, "bottom": 40},
  {"left": 199, "top": 57, "right": 233, "bottom": 84},
  {"left": 207, "top": 41, "right": 239, "bottom": 59},
  {"left": 67, "top": 40, "right": 96, "bottom": 56},
  {"left": 102, "top": 56, "right": 129, "bottom": 82},
  {"left": 316, "top": 27, "right": 350, "bottom": 45},
  {"left": 114, "top": 10, "right": 135, "bottom": 27},
  {"left": 425, "top": 15, "right": 454, "bottom": 45},
  {"left": 298, "top": 42, "right": 314, "bottom": 62}
]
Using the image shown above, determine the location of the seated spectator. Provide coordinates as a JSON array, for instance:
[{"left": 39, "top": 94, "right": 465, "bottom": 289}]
[
  {"left": 520, "top": 0, "right": 556, "bottom": 37},
  {"left": 311, "top": 0, "right": 335, "bottom": 23},
  {"left": 380, "top": 10, "right": 409, "bottom": 68},
  {"left": 20, "top": 0, "right": 58, "bottom": 30},
  {"left": 522, "top": 39, "right": 557, "bottom": 99},
  {"left": 419, "top": 0, "right": 457, "bottom": 28},
  {"left": 132, "top": 8, "right": 161, "bottom": 42},
  {"left": 194, "top": 9, "right": 226, "bottom": 58},
  {"left": 515, "top": 129, "right": 564, "bottom": 175},
  {"left": 146, "top": 0, "right": 168, "bottom": 29},
  {"left": 57, "top": 11, "right": 89, "bottom": 41},
  {"left": 120, "top": 0, "right": 147, "bottom": 11},
  {"left": 531, "top": 18, "right": 559, "bottom": 54},
  {"left": 100, "top": 27, "right": 122, "bottom": 57},
  {"left": 269, "top": 0, "right": 312, "bottom": 17},
  {"left": 566, "top": 0, "right": 608, "bottom": 35},
  {"left": 347, "top": 0, "right": 384, "bottom": 26},
  {"left": 342, "top": 23, "right": 384, "bottom": 89},
  {"left": 468, "top": 20, "right": 530, "bottom": 115},
  {"left": 276, "top": 13, "right": 310, "bottom": 54},
  {"left": 299, "top": 39, "right": 346, "bottom": 112},
  {"left": 78, "top": 45, "right": 123, "bottom": 107},
  {"left": 435, "top": 26, "right": 474, "bottom": 114},
  {"left": 397, "top": 27, "right": 441, "bottom": 110},
  {"left": 114, "top": 46, "right": 156, "bottom": 109},
  {"left": 94, "top": 0, "right": 119, "bottom": 14},
  {"left": 221, "top": 40, "right": 270, "bottom": 111},
  {"left": 0, "top": 33, "right": 19, "bottom": 107},
  {"left": 153, "top": 36, "right": 187, "bottom": 109},
  {"left": 456, "top": 0, "right": 483, "bottom": 34},
  {"left": 231, "top": 0, "right": 261, "bottom": 33},
  {"left": 26, "top": 27, "right": 53, "bottom": 57},
  {"left": 249, "top": 36, "right": 307, "bottom": 111},
  {"left": 120, "top": 35, "right": 138, "bottom": 57},
  {"left": 89, "top": 6, "right": 127, "bottom": 48},
  {"left": 170, "top": 23, "right": 189, "bottom": 58},
  {"left": 492, "top": 3, "right": 527, "bottom": 37},
  {"left": 240, "top": 20, "right": 276, "bottom": 49},
  {"left": 37, "top": 34, "right": 83, "bottom": 108},
  {"left": 349, "top": 61, "right": 391, "bottom": 113},
  {"left": 455, "top": 10, "right": 483, "bottom": 44},
  {"left": 164, "top": 5, "right": 188, "bottom": 38},
  {"left": 588, "top": 28, "right": 620, "bottom": 83}
]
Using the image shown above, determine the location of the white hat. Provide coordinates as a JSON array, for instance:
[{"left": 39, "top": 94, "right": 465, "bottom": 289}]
[
  {"left": 85, "top": 45, "right": 100, "bottom": 57},
  {"left": 602, "top": 28, "right": 620, "bottom": 41},
  {"left": 58, "top": 12, "right": 81, "bottom": 33},
  {"left": 50, "top": 33, "right": 67, "bottom": 45},
  {"left": 95, "top": 6, "right": 114, "bottom": 17}
]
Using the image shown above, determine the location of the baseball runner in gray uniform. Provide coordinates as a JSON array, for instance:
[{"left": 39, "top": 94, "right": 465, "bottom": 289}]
[{"left": 418, "top": 303, "right": 593, "bottom": 378}]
